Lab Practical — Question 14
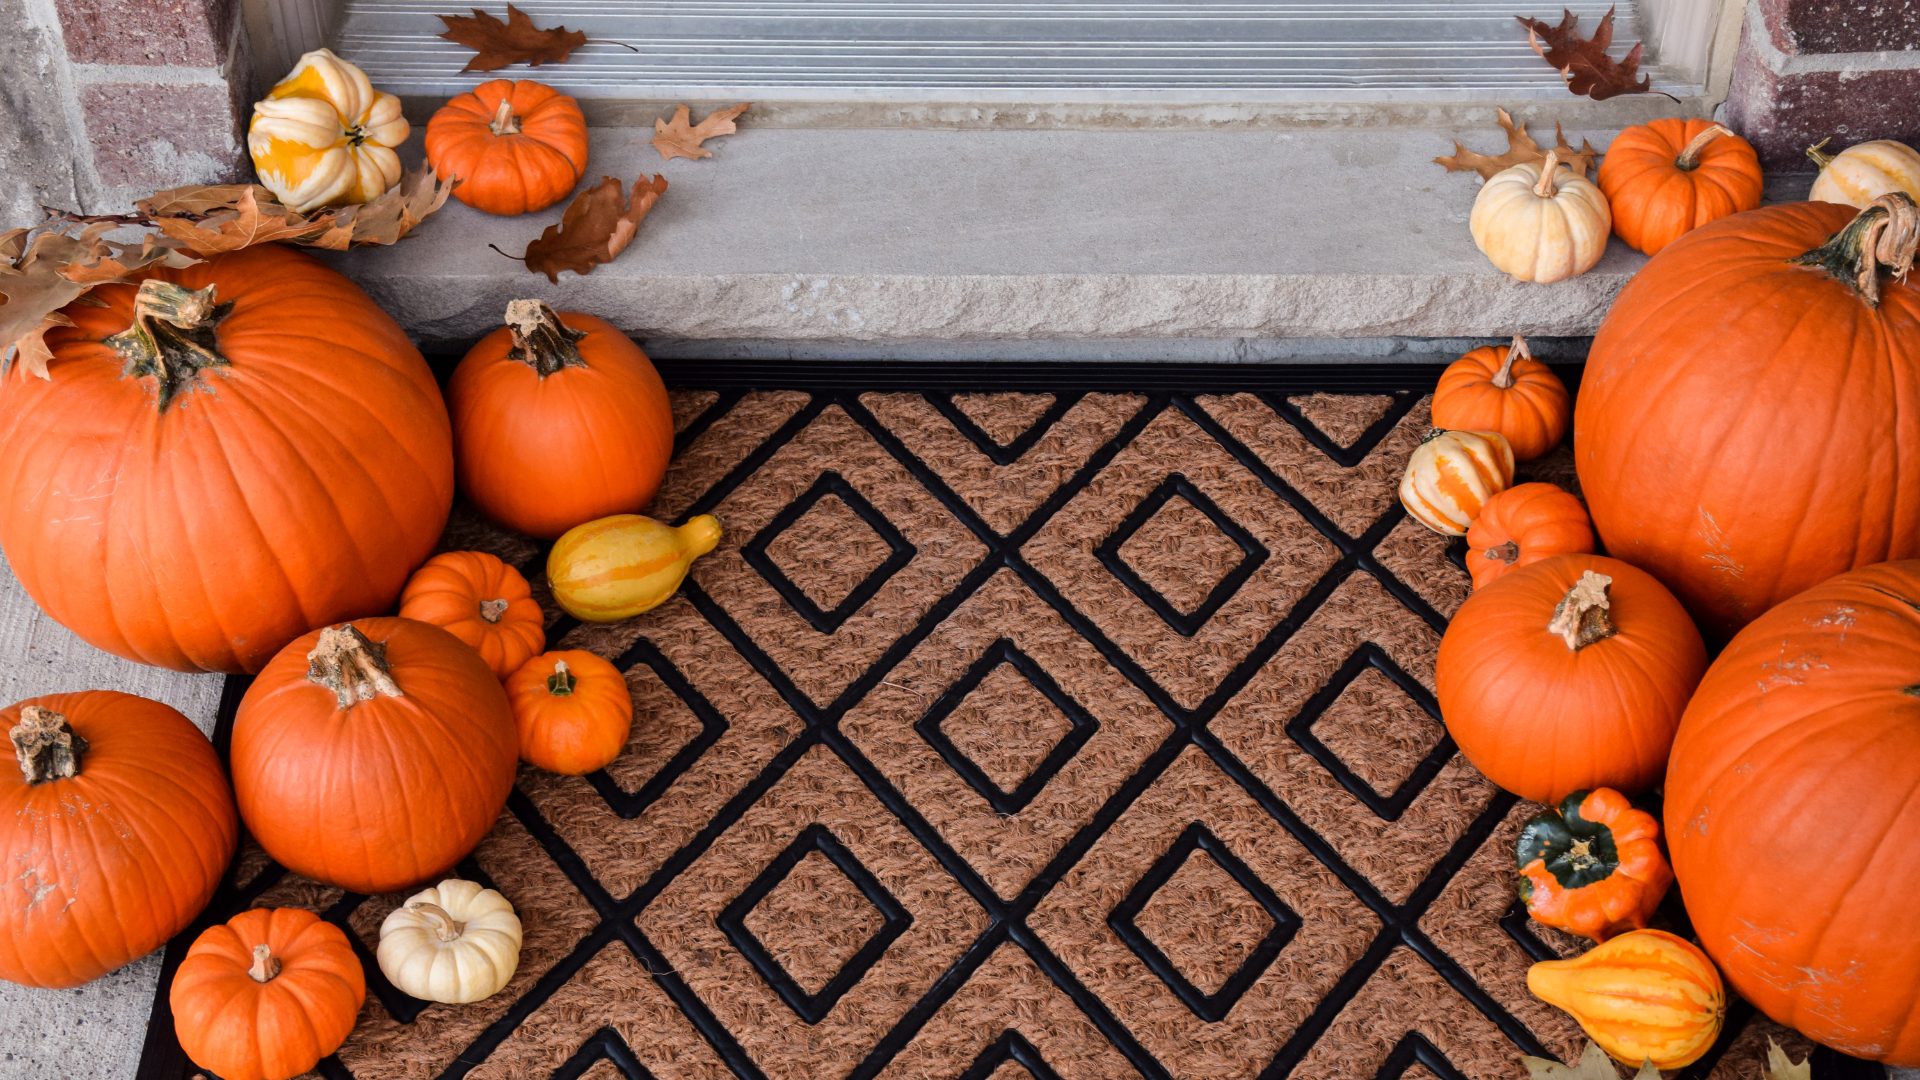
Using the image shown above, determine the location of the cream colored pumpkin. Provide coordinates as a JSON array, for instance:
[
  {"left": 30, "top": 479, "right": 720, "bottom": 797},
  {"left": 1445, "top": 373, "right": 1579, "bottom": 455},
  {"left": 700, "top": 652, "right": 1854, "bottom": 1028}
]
[
  {"left": 1399, "top": 429, "right": 1515, "bottom": 536},
  {"left": 1808, "top": 138, "right": 1920, "bottom": 208},
  {"left": 376, "top": 879, "right": 521, "bottom": 1004},
  {"left": 247, "top": 48, "right": 409, "bottom": 213},
  {"left": 1470, "top": 149, "right": 1612, "bottom": 283}
]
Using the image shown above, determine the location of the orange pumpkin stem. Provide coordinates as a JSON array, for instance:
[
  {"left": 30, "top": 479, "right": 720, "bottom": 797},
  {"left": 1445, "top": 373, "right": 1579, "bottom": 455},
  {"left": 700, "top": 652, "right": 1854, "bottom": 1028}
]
[
  {"left": 1533, "top": 148, "right": 1567, "bottom": 198},
  {"left": 407, "top": 900, "right": 465, "bottom": 942},
  {"left": 247, "top": 943, "right": 281, "bottom": 983},
  {"left": 9, "top": 706, "right": 87, "bottom": 785},
  {"left": 488, "top": 97, "right": 520, "bottom": 137},
  {"left": 547, "top": 659, "right": 575, "bottom": 696},
  {"left": 479, "top": 598, "right": 508, "bottom": 624},
  {"left": 1494, "top": 334, "right": 1530, "bottom": 389},
  {"left": 504, "top": 300, "right": 589, "bottom": 377},
  {"left": 1548, "top": 571, "right": 1619, "bottom": 651},
  {"left": 103, "top": 280, "right": 230, "bottom": 413},
  {"left": 1795, "top": 192, "right": 1920, "bottom": 306},
  {"left": 306, "top": 624, "right": 404, "bottom": 709},
  {"left": 1675, "top": 124, "right": 1733, "bottom": 171}
]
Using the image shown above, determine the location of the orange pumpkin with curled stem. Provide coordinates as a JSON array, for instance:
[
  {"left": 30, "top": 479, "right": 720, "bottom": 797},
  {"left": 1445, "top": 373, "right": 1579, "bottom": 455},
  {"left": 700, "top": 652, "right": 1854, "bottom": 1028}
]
[
  {"left": 399, "top": 550, "right": 545, "bottom": 678},
  {"left": 1465, "top": 482, "right": 1593, "bottom": 590},
  {"left": 1515, "top": 788, "right": 1671, "bottom": 942},
  {"left": 425, "top": 79, "right": 588, "bottom": 216},
  {"left": 170, "top": 907, "right": 365, "bottom": 1080},
  {"left": 1598, "top": 119, "right": 1763, "bottom": 255},
  {"left": 1432, "top": 335, "right": 1570, "bottom": 461},
  {"left": 507, "top": 650, "right": 632, "bottom": 775}
]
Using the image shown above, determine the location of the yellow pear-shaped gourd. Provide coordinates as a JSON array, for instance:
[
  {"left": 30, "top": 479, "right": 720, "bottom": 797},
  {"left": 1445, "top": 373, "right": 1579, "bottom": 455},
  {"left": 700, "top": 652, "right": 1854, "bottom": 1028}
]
[
  {"left": 548, "top": 514, "right": 722, "bottom": 622},
  {"left": 248, "top": 48, "right": 409, "bottom": 213},
  {"left": 1528, "top": 929, "right": 1725, "bottom": 1071}
]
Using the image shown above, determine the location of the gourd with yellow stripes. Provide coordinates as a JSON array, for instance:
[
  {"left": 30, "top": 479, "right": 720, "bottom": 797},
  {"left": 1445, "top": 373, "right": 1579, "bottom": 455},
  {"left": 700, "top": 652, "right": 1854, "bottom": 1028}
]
[
  {"left": 1807, "top": 137, "right": 1920, "bottom": 209},
  {"left": 547, "top": 514, "right": 723, "bottom": 622},
  {"left": 1529, "top": 929, "right": 1726, "bottom": 1070},
  {"left": 1398, "top": 428, "right": 1514, "bottom": 535},
  {"left": 248, "top": 49, "right": 409, "bottom": 213}
]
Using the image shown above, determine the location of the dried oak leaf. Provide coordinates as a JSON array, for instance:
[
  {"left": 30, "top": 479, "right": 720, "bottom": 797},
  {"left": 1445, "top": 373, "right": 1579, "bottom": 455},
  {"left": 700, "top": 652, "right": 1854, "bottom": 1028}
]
[
  {"left": 1435, "top": 107, "right": 1598, "bottom": 180},
  {"left": 438, "top": 4, "right": 586, "bottom": 73},
  {"left": 306, "top": 167, "right": 456, "bottom": 249},
  {"left": 1764, "top": 1038, "right": 1812, "bottom": 1080},
  {"left": 652, "top": 103, "right": 751, "bottom": 162},
  {"left": 521, "top": 174, "right": 669, "bottom": 283},
  {"left": 0, "top": 224, "right": 196, "bottom": 379},
  {"left": 1518, "top": 7, "right": 1652, "bottom": 100},
  {"left": 146, "top": 186, "right": 325, "bottom": 254},
  {"left": 138, "top": 166, "right": 451, "bottom": 254},
  {"left": 1522, "top": 1042, "right": 1659, "bottom": 1080}
]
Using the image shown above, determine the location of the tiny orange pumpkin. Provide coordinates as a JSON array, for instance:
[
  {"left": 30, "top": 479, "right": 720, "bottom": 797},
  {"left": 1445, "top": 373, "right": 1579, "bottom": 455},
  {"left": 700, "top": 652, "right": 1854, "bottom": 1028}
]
[
  {"left": 170, "top": 907, "right": 366, "bottom": 1080},
  {"left": 507, "top": 650, "right": 633, "bottom": 775},
  {"left": 1432, "top": 335, "right": 1570, "bottom": 461},
  {"left": 1597, "top": 119, "right": 1763, "bottom": 255},
  {"left": 425, "top": 79, "right": 588, "bottom": 216},
  {"left": 399, "top": 550, "right": 545, "bottom": 678},
  {"left": 1465, "top": 482, "right": 1594, "bottom": 590}
]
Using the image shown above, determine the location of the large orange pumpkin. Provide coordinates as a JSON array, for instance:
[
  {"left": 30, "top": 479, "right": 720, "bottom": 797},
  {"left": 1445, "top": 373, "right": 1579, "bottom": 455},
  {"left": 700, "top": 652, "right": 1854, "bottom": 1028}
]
[
  {"left": 231, "top": 618, "right": 519, "bottom": 894},
  {"left": 171, "top": 907, "right": 365, "bottom": 1080},
  {"left": 1666, "top": 561, "right": 1920, "bottom": 1066},
  {"left": 424, "top": 79, "right": 588, "bottom": 216},
  {"left": 1436, "top": 554, "right": 1707, "bottom": 804},
  {"left": 0, "top": 692, "right": 236, "bottom": 988},
  {"left": 1575, "top": 193, "right": 1920, "bottom": 641},
  {"left": 0, "top": 245, "right": 454, "bottom": 672},
  {"left": 1597, "top": 119, "right": 1763, "bottom": 256},
  {"left": 449, "top": 300, "right": 675, "bottom": 539}
]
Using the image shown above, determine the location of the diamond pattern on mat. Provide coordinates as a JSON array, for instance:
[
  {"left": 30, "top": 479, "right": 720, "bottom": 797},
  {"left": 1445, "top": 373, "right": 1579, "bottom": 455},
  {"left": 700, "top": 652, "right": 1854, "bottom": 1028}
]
[
  {"left": 1289, "top": 392, "right": 1397, "bottom": 449},
  {"left": 862, "top": 392, "right": 1144, "bottom": 535},
  {"left": 1106, "top": 479, "right": 1264, "bottom": 627},
  {"left": 1024, "top": 405, "right": 1340, "bottom": 711},
  {"left": 926, "top": 649, "right": 1082, "bottom": 799},
  {"left": 638, "top": 746, "right": 988, "bottom": 1077},
  {"left": 747, "top": 477, "right": 914, "bottom": 630},
  {"left": 1373, "top": 516, "right": 1470, "bottom": 619},
  {"left": 842, "top": 570, "right": 1172, "bottom": 899},
  {"left": 1290, "top": 948, "right": 1525, "bottom": 1080},
  {"left": 652, "top": 390, "right": 810, "bottom": 522},
  {"left": 1211, "top": 573, "right": 1498, "bottom": 905},
  {"left": 1310, "top": 665, "right": 1448, "bottom": 801},
  {"left": 598, "top": 660, "right": 714, "bottom": 797},
  {"left": 727, "top": 831, "right": 907, "bottom": 1014},
  {"left": 1199, "top": 392, "right": 1433, "bottom": 537},
  {"left": 693, "top": 405, "right": 987, "bottom": 708},
  {"left": 1030, "top": 748, "right": 1378, "bottom": 1079},
  {"left": 1128, "top": 840, "right": 1285, "bottom": 999},
  {"left": 950, "top": 392, "right": 1057, "bottom": 448}
]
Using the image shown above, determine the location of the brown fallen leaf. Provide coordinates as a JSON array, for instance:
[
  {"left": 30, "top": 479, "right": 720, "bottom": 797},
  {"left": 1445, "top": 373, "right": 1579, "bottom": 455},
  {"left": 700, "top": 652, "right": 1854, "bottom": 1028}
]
[
  {"left": 652, "top": 103, "right": 751, "bottom": 162},
  {"left": 304, "top": 167, "right": 456, "bottom": 249},
  {"left": 1517, "top": 7, "right": 1652, "bottom": 101},
  {"left": 1435, "top": 107, "right": 1598, "bottom": 180},
  {"left": 438, "top": 4, "right": 588, "bottom": 73},
  {"left": 518, "top": 174, "right": 669, "bottom": 283},
  {"left": 129, "top": 165, "right": 452, "bottom": 255},
  {"left": 1521, "top": 1042, "right": 1659, "bottom": 1080},
  {"left": 1, "top": 224, "right": 197, "bottom": 379},
  {"left": 1764, "top": 1037, "right": 1812, "bottom": 1080}
]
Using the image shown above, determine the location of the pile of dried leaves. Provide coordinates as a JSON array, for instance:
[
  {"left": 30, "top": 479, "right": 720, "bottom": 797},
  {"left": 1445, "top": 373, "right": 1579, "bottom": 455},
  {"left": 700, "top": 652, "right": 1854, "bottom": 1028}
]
[
  {"left": 1522, "top": 1039, "right": 1811, "bottom": 1080},
  {"left": 2, "top": 166, "right": 451, "bottom": 375}
]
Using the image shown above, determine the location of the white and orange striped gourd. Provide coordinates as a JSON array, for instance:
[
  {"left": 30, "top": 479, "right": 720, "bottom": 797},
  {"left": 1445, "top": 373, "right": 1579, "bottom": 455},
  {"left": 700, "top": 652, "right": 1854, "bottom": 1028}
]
[
  {"left": 1528, "top": 929, "right": 1726, "bottom": 1070},
  {"left": 247, "top": 49, "right": 409, "bottom": 213},
  {"left": 1808, "top": 138, "right": 1920, "bottom": 209},
  {"left": 1399, "top": 429, "right": 1514, "bottom": 536}
]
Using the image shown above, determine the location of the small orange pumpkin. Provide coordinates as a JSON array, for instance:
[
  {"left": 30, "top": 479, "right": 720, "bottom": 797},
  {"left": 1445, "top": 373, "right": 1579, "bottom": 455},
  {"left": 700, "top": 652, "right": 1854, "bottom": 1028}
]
[
  {"left": 399, "top": 550, "right": 545, "bottom": 678},
  {"left": 1465, "top": 482, "right": 1593, "bottom": 590},
  {"left": 1528, "top": 929, "right": 1726, "bottom": 1070},
  {"left": 425, "top": 79, "right": 588, "bottom": 216},
  {"left": 1436, "top": 555, "right": 1707, "bottom": 803},
  {"left": 171, "top": 907, "right": 366, "bottom": 1080},
  {"left": 1432, "top": 336, "right": 1570, "bottom": 461},
  {"left": 507, "top": 650, "right": 633, "bottom": 775},
  {"left": 1597, "top": 119, "right": 1763, "bottom": 255},
  {"left": 1398, "top": 429, "right": 1515, "bottom": 536},
  {"left": 449, "top": 301, "right": 676, "bottom": 540}
]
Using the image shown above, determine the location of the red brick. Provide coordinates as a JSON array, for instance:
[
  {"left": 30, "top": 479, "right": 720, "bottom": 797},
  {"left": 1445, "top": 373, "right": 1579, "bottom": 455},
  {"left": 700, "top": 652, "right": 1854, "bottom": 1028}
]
[
  {"left": 79, "top": 81, "right": 248, "bottom": 191},
  {"left": 1755, "top": 0, "right": 1920, "bottom": 54},
  {"left": 1726, "top": 45, "right": 1920, "bottom": 170},
  {"left": 57, "top": 0, "right": 235, "bottom": 67}
]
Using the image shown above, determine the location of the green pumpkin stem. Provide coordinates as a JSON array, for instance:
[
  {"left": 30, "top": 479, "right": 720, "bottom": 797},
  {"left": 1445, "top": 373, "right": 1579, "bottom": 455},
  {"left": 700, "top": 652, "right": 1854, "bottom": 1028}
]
[
  {"left": 1794, "top": 192, "right": 1920, "bottom": 307},
  {"left": 10, "top": 706, "right": 87, "bottom": 785},
  {"left": 307, "top": 624, "right": 404, "bottom": 709},
  {"left": 1675, "top": 123, "right": 1732, "bottom": 171},
  {"left": 488, "top": 97, "right": 520, "bottom": 137},
  {"left": 547, "top": 659, "right": 576, "bottom": 696},
  {"left": 1548, "top": 571, "right": 1618, "bottom": 651},
  {"left": 504, "top": 299, "right": 588, "bottom": 377},
  {"left": 248, "top": 943, "right": 281, "bottom": 983},
  {"left": 105, "top": 280, "right": 232, "bottom": 412}
]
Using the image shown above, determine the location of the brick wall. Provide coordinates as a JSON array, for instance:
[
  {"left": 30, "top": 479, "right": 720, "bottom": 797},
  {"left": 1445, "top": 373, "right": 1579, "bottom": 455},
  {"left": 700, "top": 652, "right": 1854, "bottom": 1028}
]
[{"left": 1726, "top": 0, "right": 1920, "bottom": 170}]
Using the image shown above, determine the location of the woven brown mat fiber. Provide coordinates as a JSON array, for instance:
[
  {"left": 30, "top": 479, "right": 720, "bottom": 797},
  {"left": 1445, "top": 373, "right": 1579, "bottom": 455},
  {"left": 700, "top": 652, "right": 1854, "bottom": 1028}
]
[{"left": 144, "top": 383, "right": 1847, "bottom": 1080}]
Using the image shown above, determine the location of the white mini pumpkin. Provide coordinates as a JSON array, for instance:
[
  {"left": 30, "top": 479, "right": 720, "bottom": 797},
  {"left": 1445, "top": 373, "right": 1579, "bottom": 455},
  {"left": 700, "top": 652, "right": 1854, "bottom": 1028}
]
[
  {"left": 247, "top": 48, "right": 409, "bottom": 213},
  {"left": 376, "top": 879, "right": 522, "bottom": 1004},
  {"left": 1399, "top": 429, "right": 1515, "bottom": 536},
  {"left": 1808, "top": 138, "right": 1920, "bottom": 209},
  {"left": 1470, "top": 149, "right": 1612, "bottom": 283}
]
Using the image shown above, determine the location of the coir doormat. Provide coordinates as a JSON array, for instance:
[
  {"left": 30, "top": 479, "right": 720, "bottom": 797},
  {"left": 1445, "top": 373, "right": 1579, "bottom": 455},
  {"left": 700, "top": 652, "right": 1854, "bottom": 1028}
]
[{"left": 136, "top": 363, "right": 1886, "bottom": 1080}]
